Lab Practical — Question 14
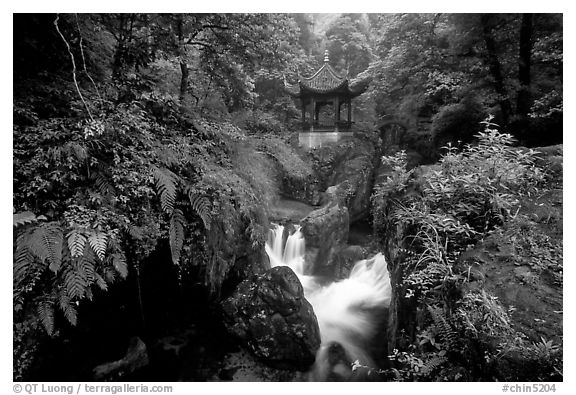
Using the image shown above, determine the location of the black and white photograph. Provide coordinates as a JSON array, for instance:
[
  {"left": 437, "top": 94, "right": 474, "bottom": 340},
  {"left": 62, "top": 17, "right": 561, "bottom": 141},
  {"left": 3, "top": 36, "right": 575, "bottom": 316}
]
[{"left": 11, "top": 8, "right": 564, "bottom": 386}]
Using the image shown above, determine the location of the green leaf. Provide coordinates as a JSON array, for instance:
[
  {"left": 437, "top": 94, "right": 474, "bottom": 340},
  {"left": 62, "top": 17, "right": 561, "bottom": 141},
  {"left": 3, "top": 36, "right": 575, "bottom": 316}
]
[
  {"left": 169, "top": 208, "right": 186, "bottom": 265},
  {"left": 37, "top": 299, "right": 55, "bottom": 335},
  {"left": 13, "top": 211, "right": 38, "bottom": 228},
  {"left": 67, "top": 230, "right": 87, "bottom": 258},
  {"left": 64, "top": 265, "right": 87, "bottom": 300},
  {"left": 153, "top": 167, "right": 179, "bottom": 214},
  {"left": 112, "top": 252, "right": 128, "bottom": 279},
  {"left": 88, "top": 232, "right": 108, "bottom": 261}
]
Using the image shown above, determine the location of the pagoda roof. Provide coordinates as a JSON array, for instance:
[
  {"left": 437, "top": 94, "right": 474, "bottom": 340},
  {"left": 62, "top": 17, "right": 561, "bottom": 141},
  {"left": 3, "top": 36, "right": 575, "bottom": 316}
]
[{"left": 284, "top": 51, "right": 369, "bottom": 99}]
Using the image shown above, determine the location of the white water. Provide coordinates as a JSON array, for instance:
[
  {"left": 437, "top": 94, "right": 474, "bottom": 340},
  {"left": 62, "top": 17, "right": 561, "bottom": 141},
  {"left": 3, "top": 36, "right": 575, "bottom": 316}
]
[{"left": 266, "top": 223, "right": 392, "bottom": 379}]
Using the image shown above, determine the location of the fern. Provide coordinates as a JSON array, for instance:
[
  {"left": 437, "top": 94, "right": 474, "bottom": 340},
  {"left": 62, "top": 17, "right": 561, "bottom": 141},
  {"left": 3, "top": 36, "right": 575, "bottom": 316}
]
[
  {"left": 92, "top": 172, "right": 116, "bottom": 197},
  {"left": 78, "top": 246, "right": 97, "bottom": 284},
  {"left": 37, "top": 299, "right": 55, "bottom": 335},
  {"left": 63, "top": 263, "right": 88, "bottom": 300},
  {"left": 66, "top": 229, "right": 87, "bottom": 258},
  {"left": 29, "top": 223, "right": 63, "bottom": 269},
  {"left": 111, "top": 252, "right": 128, "bottom": 279},
  {"left": 88, "top": 232, "right": 108, "bottom": 261},
  {"left": 428, "top": 306, "right": 458, "bottom": 350},
  {"left": 187, "top": 189, "right": 212, "bottom": 230},
  {"left": 94, "top": 273, "right": 108, "bottom": 291},
  {"left": 57, "top": 290, "right": 78, "bottom": 326},
  {"left": 419, "top": 355, "right": 448, "bottom": 377},
  {"left": 13, "top": 211, "right": 41, "bottom": 228},
  {"left": 153, "top": 166, "right": 179, "bottom": 214},
  {"left": 169, "top": 208, "right": 186, "bottom": 265},
  {"left": 65, "top": 141, "right": 88, "bottom": 162},
  {"left": 14, "top": 229, "right": 38, "bottom": 287},
  {"left": 103, "top": 266, "right": 117, "bottom": 283},
  {"left": 15, "top": 223, "right": 63, "bottom": 286}
]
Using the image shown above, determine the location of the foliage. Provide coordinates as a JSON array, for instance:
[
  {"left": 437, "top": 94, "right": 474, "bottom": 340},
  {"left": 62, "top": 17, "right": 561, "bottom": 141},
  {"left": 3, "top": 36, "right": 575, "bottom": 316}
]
[
  {"left": 371, "top": 117, "right": 552, "bottom": 380},
  {"left": 364, "top": 13, "right": 562, "bottom": 147},
  {"left": 14, "top": 215, "right": 127, "bottom": 335}
]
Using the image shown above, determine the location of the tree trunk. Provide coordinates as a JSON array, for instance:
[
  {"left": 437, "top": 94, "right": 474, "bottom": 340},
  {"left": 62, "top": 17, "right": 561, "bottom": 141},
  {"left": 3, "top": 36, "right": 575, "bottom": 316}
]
[
  {"left": 176, "top": 15, "right": 189, "bottom": 104},
  {"left": 517, "top": 13, "right": 534, "bottom": 118},
  {"left": 179, "top": 61, "right": 189, "bottom": 103},
  {"left": 480, "top": 14, "right": 512, "bottom": 125}
]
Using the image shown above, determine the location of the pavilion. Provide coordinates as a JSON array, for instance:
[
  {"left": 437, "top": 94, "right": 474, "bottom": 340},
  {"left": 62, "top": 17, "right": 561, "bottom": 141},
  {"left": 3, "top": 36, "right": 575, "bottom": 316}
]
[{"left": 284, "top": 50, "right": 369, "bottom": 148}]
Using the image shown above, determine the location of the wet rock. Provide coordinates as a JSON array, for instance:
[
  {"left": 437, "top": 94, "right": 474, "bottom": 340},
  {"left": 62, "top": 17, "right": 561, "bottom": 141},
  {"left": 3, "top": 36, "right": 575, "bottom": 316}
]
[
  {"left": 301, "top": 202, "right": 349, "bottom": 249},
  {"left": 328, "top": 150, "right": 376, "bottom": 222},
  {"left": 92, "top": 337, "right": 149, "bottom": 381},
  {"left": 221, "top": 266, "right": 321, "bottom": 370}
]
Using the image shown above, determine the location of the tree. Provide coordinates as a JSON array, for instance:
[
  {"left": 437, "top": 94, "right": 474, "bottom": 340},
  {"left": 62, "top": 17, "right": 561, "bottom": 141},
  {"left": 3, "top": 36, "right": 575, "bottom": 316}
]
[{"left": 325, "top": 14, "right": 372, "bottom": 78}]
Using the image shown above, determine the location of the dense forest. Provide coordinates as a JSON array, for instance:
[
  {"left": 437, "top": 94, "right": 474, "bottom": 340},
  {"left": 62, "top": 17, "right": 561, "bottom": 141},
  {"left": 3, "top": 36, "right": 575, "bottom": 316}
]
[{"left": 13, "top": 13, "right": 563, "bottom": 382}]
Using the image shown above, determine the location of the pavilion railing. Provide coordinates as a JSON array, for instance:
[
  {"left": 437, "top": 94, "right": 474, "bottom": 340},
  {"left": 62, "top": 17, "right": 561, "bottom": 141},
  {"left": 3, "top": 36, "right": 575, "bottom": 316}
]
[{"left": 301, "top": 121, "right": 353, "bottom": 132}]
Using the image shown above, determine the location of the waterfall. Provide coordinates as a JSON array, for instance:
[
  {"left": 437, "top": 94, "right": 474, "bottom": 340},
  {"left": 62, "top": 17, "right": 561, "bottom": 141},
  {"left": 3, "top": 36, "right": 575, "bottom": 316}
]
[{"left": 265, "top": 223, "right": 392, "bottom": 380}]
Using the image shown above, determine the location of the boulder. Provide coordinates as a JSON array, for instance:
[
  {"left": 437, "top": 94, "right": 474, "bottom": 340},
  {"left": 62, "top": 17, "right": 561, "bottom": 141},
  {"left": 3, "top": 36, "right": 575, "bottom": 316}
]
[
  {"left": 221, "top": 266, "right": 321, "bottom": 370},
  {"left": 301, "top": 202, "right": 349, "bottom": 249},
  {"left": 328, "top": 150, "right": 376, "bottom": 222},
  {"left": 92, "top": 337, "right": 149, "bottom": 380},
  {"left": 300, "top": 201, "right": 349, "bottom": 276}
]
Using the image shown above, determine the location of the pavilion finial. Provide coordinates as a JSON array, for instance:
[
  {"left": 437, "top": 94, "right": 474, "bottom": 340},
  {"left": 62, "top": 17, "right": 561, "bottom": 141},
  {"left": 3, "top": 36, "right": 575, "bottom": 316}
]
[{"left": 324, "top": 50, "right": 330, "bottom": 63}]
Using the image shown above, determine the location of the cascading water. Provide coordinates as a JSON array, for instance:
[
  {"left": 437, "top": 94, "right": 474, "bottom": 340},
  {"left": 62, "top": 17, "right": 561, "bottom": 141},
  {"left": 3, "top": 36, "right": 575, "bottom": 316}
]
[{"left": 265, "top": 223, "right": 392, "bottom": 380}]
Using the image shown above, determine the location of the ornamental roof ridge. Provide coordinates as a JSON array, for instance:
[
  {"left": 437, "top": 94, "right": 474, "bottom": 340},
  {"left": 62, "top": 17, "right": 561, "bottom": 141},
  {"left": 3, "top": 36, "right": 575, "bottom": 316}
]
[{"left": 299, "top": 61, "right": 347, "bottom": 93}]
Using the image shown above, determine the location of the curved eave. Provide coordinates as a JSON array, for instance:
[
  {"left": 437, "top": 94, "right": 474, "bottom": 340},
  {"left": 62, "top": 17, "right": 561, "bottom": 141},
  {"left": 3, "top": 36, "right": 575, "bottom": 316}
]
[
  {"left": 284, "top": 83, "right": 301, "bottom": 97},
  {"left": 349, "top": 77, "right": 372, "bottom": 97},
  {"left": 299, "top": 79, "right": 349, "bottom": 95}
]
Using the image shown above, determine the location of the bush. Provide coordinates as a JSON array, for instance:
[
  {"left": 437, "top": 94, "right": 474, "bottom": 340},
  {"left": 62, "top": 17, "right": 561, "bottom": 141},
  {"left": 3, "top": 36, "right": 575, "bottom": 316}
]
[{"left": 371, "top": 118, "right": 548, "bottom": 380}]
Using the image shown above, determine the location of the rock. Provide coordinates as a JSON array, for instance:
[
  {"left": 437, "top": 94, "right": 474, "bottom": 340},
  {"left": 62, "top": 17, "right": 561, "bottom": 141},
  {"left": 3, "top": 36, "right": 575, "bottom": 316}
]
[
  {"left": 221, "top": 266, "right": 321, "bottom": 370},
  {"left": 334, "top": 245, "right": 370, "bottom": 279},
  {"left": 329, "top": 151, "right": 375, "bottom": 222},
  {"left": 300, "top": 201, "right": 350, "bottom": 276},
  {"left": 301, "top": 202, "right": 349, "bottom": 249},
  {"left": 92, "top": 337, "right": 149, "bottom": 380}
]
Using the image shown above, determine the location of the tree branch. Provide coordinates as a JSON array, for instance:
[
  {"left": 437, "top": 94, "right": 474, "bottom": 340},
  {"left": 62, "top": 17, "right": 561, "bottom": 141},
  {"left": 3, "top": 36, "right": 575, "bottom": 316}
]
[
  {"left": 75, "top": 14, "right": 103, "bottom": 106},
  {"left": 54, "top": 14, "right": 94, "bottom": 121}
]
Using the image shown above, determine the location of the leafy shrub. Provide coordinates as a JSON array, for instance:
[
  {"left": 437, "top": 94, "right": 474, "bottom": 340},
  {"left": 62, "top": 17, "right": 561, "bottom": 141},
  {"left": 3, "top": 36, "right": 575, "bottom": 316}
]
[
  {"left": 371, "top": 118, "right": 550, "bottom": 380},
  {"left": 13, "top": 95, "right": 275, "bottom": 342}
]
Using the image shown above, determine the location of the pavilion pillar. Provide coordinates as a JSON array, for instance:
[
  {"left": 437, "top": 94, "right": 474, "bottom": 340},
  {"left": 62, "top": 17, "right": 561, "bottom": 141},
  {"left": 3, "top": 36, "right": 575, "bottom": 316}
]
[
  {"left": 301, "top": 101, "right": 306, "bottom": 130},
  {"left": 310, "top": 97, "right": 315, "bottom": 132},
  {"left": 347, "top": 99, "right": 352, "bottom": 124},
  {"left": 334, "top": 96, "right": 340, "bottom": 132}
]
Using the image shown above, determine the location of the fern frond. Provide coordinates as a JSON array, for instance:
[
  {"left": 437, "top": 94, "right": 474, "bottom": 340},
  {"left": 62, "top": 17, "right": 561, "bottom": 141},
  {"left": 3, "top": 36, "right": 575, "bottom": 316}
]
[
  {"left": 13, "top": 211, "right": 40, "bottom": 228},
  {"left": 79, "top": 246, "right": 97, "bottom": 284},
  {"left": 153, "top": 166, "right": 179, "bottom": 213},
  {"left": 57, "top": 290, "right": 78, "bottom": 326},
  {"left": 63, "top": 264, "right": 88, "bottom": 300},
  {"left": 111, "top": 252, "right": 128, "bottom": 279},
  {"left": 187, "top": 190, "right": 212, "bottom": 230},
  {"left": 37, "top": 299, "right": 55, "bottom": 335},
  {"left": 14, "top": 229, "right": 38, "bottom": 286},
  {"left": 103, "top": 266, "right": 117, "bottom": 283},
  {"left": 169, "top": 208, "right": 186, "bottom": 265},
  {"left": 88, "top": 232, "right": 108, "bottom": 261},
  {"left": 94, "top": 273, "right": 108, "bottom": 291},
  {"left": 67, "top": 229, "right": 87, "bottom": 258},
  {"left": 85, "top": 286, "right": 94, "bottom": 301},
  {"left": 428, "top": 306, "right": 457, "bottom": 349},
  {"left": 25, "top": 223, "right": 63, "bottom": 269},
  {"left": 93, "top": 172, "right": 116, "bottom": 196},
  {"left": 66, "top": 141, "right": 88, "bottom": 162},
  {"left": 419, "top": 355, "right": 448, "bottom": 377}
]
